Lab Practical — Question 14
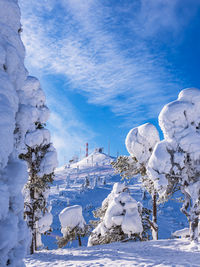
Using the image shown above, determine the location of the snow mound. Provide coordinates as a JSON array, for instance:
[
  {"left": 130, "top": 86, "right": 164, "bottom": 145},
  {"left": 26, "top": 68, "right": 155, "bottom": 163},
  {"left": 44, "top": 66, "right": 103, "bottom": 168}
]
[
  {"left": 59, "top": 205, "right": 86, "bottom": 235},
  {"left": 125, "top": 123, "right": 160, "bottom": 164}
]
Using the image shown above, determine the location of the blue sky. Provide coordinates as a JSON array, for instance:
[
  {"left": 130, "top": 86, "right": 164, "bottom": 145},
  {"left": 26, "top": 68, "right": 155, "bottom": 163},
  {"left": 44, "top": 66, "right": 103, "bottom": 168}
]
[{"left": 19, "top": 0, "right": 200, "bottom": 165}]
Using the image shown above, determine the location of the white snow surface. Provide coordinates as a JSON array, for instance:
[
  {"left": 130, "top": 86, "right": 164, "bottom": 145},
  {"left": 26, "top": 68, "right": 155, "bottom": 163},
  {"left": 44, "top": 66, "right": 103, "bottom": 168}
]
[
  {"left": 125, "top": 123, "right": 160, "bottom": 164},
  {"left": 55, "top": 151, "right": 115, "bottom": 181},
  {"left": 70, "top": 151, "right": 114, "bottom": 169},
  {"left": 59, "top": 205, "right": 86, "bottom": 235},
  {"left": 24, "top": 239, "right": 200, "bottom": 266}
]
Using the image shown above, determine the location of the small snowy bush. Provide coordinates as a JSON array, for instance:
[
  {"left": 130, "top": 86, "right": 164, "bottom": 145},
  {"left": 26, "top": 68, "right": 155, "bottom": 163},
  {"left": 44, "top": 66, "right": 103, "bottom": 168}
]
[
  {"left": 57, "top": 205, "right": 90, "bottom": 247},
  {"left": 88, "top": 183, "right": 144, "bottom": 246}
]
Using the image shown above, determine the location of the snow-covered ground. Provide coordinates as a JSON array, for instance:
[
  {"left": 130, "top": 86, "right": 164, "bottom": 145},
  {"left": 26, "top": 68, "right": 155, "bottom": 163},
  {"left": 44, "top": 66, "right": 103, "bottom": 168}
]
[
  {"left": 24, "top": 151, "right": 194, "bottom": 266},
  {"left": 25, "top": 239, "right": 200, "bottom": 266},
  {"left": 45, "top": 151, "right": 187, "bottom": 248}
]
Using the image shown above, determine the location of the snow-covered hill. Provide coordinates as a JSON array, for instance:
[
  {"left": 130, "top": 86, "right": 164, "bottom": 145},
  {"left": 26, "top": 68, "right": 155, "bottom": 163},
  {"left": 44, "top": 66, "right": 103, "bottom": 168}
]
[
  {"left": 55, "top": 151, "right": 115, "bottom": 181},
  {"left": 39, "top": 151, "right": 188, "bottom": 251},
  {"left": 23, "top": 150, "right": 196, "bottom": 266}
]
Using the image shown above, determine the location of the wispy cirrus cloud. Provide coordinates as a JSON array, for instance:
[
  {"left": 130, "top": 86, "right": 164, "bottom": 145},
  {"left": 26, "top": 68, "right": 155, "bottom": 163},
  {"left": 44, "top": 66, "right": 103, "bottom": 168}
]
[
  {"left": 19, "top": 0, "right": 193, "bottom": 121},
  {"left": 19, "top": 0, "right": 200, "bottom": 162}
]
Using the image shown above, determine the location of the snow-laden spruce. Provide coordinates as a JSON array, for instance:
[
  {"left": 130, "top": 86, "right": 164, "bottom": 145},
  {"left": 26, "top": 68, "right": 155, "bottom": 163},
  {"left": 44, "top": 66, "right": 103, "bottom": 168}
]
[
  {"left": 88, "top": 183, "right": 143, "bottom": 246},
  {"left": 57, "top": 205, "right": 89, "bottom": 247},
  {"left": 112, "top": 123, "right": 159, "bottom": 240},
  {"left": 147, "top": 88, "right": 200, "bottom": 243},
  {"left": 19, "top": 76, "right": 57, "bottom": 253},
  {"left": 0, "top": 1, "right": 30, "bottom": 266}
]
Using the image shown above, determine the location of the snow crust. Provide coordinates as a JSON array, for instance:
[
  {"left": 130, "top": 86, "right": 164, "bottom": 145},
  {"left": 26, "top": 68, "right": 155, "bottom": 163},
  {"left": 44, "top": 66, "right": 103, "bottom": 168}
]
[{"left": 59, "top": 205, "right": 86, "bottom": 235}]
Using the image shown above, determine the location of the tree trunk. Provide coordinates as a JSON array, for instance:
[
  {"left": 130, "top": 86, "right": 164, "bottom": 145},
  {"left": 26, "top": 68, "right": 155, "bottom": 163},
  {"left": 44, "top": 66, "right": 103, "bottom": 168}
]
[
  {"left": 30, "top": 188, "right": 35, "bottom": 254},
  {"left": 181, "top": 188, "right": 199, "bottom": 243},
  {"left": 77, "top": 234, "right": 82, "bottom": 246},
  {"left": 190, "top": 215, "right": 199, "bottom": 242},
  {"left": 152, "top": 191, "right": 158, "bottom": 240}
]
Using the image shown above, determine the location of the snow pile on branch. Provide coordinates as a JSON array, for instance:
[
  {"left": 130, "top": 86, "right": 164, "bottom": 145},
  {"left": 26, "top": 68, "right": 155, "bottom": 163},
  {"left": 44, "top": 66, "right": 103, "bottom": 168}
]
[
  {"left": 125, "top": 123, "right": 160, "bottom": 165},
  {"left": 124, "top": 123, "right": 160, "bottom": 194},
  {"left": 147, "top": 88, "right": 200, "bottom": 242},
  {"left": 38, "top": 206, "right": 53, "bottom": 234},
  {"left": 88, "top": 183, "right": 143, "bottom": 246},
  {"left": 0, "top": 0, "right": 30, "bottom": 265},
  {"left": 59, "top": 205, "right": 86, "bottom": 235},
  {"left": 57, "top": 205, "right": 88, "bottom": 248}
]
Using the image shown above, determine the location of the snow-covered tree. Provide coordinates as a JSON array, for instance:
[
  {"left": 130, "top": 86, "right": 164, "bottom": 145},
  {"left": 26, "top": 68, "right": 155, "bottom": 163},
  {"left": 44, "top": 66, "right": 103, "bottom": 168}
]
[
  {"left": 88, "top": 183, "right": 144, "bottom": 246},
  {"left": 125, "top": 123, "right": 160, "bottom": 240},
  {"left": 19, "top": 77, "right": 57, "bottom": 254},
  {"left": 112, "top": 123, "right": 160, "bottom": 240},
  {"left": 57, "top": 205, "right": 90, "bottom": 247},
  {"left": 0, "top": 1, "right": 31, "bottom": 265},
  {"left": 111, "top": 155, "right": 143, "bottom": 180},
  {"left": 148, "top": 88, "right": 200, "bottom": 243}
]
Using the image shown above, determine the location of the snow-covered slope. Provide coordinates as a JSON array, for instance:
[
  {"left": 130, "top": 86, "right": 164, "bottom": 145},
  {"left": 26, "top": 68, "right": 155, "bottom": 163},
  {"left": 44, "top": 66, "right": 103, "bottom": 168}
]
[
  {"left": 55, "top": 151, "right": 115, "bottom": 181},
  {"left": 40, "top": 151, "right": 188, "bottom": 251},
  {"left": 70, "top": 151, "right": 115, "bottom": 169}
]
